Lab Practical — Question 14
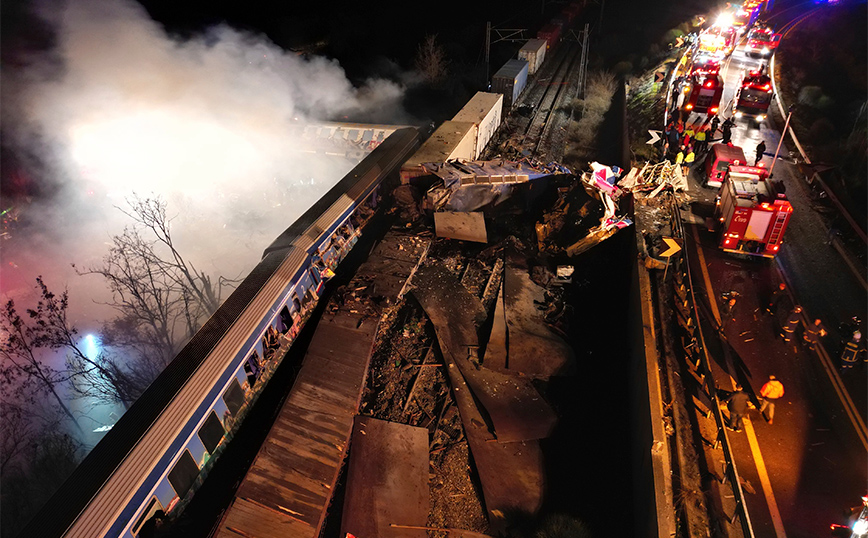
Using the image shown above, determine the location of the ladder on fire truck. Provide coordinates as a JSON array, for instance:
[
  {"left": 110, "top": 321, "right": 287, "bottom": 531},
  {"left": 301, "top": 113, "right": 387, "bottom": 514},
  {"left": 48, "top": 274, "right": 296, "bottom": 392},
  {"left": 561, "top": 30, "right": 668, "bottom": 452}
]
[{"left": 766, "top": 209, "right": 788, "bottom": 246}]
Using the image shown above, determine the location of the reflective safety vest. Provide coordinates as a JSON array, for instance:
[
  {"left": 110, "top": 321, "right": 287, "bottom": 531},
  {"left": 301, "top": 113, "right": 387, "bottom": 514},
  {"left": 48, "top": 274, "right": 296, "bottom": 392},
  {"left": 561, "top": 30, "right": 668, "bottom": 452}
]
[
  {"left": 841, "top": 340, "right": 861, "bottom": 367},
  {"left": 760, "top": 380, "right": 784, "bottom": 399}
]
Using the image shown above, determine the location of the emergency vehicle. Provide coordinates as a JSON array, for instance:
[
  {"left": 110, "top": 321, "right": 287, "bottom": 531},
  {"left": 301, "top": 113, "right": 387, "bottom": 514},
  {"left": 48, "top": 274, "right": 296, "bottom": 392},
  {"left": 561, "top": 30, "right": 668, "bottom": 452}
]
[
  {"left": 714, "top": 164, "right": 792, "bottom": 258},
  {"left": 745, "top": 26, "right": 781, "bottom": 57},
  {"left": 733, "top": 69, "right": 774, "bottom": 122},
  {"left": 697, "top": 25, "right": 736, "bottom": 57},
  {"left": 683, "top": 74, "right": 723, "bottom": 116},
  {"left": 690, "top": 52, "right": 721, "bottom": 77}
]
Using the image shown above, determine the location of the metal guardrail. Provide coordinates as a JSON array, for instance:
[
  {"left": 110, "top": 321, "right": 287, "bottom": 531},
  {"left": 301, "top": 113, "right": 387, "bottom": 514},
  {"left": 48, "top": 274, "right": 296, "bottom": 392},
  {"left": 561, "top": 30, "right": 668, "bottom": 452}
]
[{"left": 667, "top": 195, "right": 756, "bottom": 537}]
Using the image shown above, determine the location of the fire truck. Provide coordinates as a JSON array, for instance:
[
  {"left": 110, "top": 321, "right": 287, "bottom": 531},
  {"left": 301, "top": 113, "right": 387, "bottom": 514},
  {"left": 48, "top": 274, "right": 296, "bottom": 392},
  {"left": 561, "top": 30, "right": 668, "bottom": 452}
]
[
  {"left": 745, "top": 25, "right": 781, "bottom": 57},
  {"left": 683, "top": 74, "right": 723, "bottom": 116},
  {"left": 714, "top": 164, "right": 792, "bottom": 258},
  {"left": 733, "top": 68, "right": 774, "bottom": 122}
]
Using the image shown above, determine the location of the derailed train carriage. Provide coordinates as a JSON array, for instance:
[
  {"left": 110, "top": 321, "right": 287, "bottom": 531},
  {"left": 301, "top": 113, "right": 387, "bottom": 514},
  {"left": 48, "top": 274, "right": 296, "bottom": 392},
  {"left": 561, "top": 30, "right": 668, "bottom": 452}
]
[{"left": 20, "top": 127, "right": 421, "bottom": 538}]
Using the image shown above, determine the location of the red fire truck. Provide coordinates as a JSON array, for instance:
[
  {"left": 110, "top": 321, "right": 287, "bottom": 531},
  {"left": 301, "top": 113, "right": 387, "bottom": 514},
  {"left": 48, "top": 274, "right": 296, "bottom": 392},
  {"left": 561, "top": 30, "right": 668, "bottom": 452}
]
[
  {"left": 733, "top": 69, "right": 774, "bottom": 123},
  {"left": 714, "top": 164, "right": 792, "bottom": 258},
  {"left": 745, "top": 25, "right": 781, "bottom": 57},
  {"left": 683, "top": 74, "right": 723, "bottom": 116}
]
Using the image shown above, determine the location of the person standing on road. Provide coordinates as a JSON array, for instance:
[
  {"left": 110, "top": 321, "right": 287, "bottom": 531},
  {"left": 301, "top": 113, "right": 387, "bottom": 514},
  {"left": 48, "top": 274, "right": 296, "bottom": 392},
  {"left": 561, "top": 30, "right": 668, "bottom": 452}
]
[
  {"left": 675, "top": 146, "right": 685, "bottom": 168},
  {"left": 781, "top": 305, "right": 803, "bottom": 342},
  {"left": 683, "top": 146, "right": 696, "bottom": 177},
  {"left": 755, "top": 140, "right": 766, "bottom": 166},
  {"left": 722, "top": 118, "right": 735, "bottom": 145},
  {"left": 694, "top": 125, "right": 708, "bottom": 154},
  {"left": 720, "top": 291, "right": 739, "bottom": 332},
  {"left": 758, "top": 375, "right": 784, "bottom": 424},
  {"left": 802, "top": 318, "right": 828, "bottom": 351},
  {"left": 766, "top": 282, "right": 787, "bottom": 316},
  {"left": 723, "top": 385, "right": 751, "bottom": 431},
  {"left": 710, "top": 115, "right": 721, "bottom": 139},
  {"left": 841, "top": 331, "right": 865, "bottom": 370}
]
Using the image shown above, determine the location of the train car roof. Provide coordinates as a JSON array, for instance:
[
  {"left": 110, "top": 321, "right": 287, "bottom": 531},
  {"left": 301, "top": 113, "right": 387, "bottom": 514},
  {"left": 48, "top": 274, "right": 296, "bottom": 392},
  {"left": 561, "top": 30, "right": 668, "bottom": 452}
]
[{"left": 263, "top": 126, "right": 420, "bottom": 258}]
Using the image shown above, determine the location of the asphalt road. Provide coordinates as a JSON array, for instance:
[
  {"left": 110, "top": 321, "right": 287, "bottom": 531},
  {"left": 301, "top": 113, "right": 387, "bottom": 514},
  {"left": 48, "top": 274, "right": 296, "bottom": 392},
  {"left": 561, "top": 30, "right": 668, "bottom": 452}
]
[{"left": 679, "top": 36, "right": 868, "bottom": 538}]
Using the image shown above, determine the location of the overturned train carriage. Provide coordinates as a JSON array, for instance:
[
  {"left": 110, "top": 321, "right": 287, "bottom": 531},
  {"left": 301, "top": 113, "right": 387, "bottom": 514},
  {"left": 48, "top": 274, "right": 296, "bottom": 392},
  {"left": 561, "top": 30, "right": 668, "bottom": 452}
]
[{"left": 20, "top": 127, "right": 421, "bottom": 538}]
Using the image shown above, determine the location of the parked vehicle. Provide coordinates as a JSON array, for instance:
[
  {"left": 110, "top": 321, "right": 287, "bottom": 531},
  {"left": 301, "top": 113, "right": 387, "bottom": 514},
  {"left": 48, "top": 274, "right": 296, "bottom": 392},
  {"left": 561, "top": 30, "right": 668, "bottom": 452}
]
[
  {"left": 714, "top": 164, "right": 792, "bottom": 258},
  {"left": 704, "top": 143, "right": 748, "bottom": 188},
  {"left": 733, "top": 68, "right": 774, "bottom": 123}
]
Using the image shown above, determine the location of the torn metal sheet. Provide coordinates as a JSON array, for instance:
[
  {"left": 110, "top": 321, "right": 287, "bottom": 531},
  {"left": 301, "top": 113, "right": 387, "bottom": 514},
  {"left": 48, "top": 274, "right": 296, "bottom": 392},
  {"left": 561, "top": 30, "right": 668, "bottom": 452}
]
[
  {"left": 423, "top": 159, "right": 571, "bottom": 212},
  {"left": 411, "top": 264, "right": 557, "bottom": 443},
  {"left": 341, "top": 417, "right": 428, "bottom": 538},
  {"left": 482, "top": 284, "right": 508, "bottom": 370},
  {"left": 502, "top": 257, "right": 576, "bottom": 378},
  {"left": 421, "top": 159, "right": 570, "bottom": 189},
  {"left": 434, "top": 211, "right": 488, "bottom": 243}
]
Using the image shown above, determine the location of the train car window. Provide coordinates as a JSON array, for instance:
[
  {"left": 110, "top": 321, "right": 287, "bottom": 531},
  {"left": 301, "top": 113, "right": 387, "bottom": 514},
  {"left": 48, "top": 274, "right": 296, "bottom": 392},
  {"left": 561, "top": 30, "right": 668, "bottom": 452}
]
[
  {"left": 197, "top": 411, "right": 225, "bottom": 455},
  {"left": 292, "top": 295, "right": 301, "bottom": 312},
  {"left": 167, "top": 450, "right": 199, "bottom": 499},
  {"left": 131, "top": 496, "right": 163, "bottom": 536},
  {"left": 222, "top": 379, "right": 245, "bottom": 417},
  {"left": 279, "top": 306, "right": 291, "bottom": 333}
]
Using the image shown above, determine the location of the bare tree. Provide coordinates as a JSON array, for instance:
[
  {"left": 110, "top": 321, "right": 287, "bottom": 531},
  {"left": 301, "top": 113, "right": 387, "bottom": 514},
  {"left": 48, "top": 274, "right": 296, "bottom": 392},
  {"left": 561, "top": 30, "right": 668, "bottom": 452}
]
[
  {"left": 77, "top": 194, "right": 234, "bottom": 369},
  {"left": 0, "top": 292, "right": 82, "bottom": 435},
  {"left": 414, "top": 34, "right": 449, "bottom": 83}
]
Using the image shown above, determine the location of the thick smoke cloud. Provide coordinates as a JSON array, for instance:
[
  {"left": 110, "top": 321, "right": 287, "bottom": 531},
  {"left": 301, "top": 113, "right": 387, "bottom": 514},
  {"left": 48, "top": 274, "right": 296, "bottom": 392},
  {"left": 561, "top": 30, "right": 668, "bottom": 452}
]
[{"left": 1, "top": 0, "right": 413, "bottom": 331}]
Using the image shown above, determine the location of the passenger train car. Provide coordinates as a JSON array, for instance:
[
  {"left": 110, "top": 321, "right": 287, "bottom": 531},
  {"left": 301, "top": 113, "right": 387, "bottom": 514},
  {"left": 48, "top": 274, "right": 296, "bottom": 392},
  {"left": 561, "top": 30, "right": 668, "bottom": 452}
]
[{"left": 19, "top": 127, "right": 421, "bottom": 538}]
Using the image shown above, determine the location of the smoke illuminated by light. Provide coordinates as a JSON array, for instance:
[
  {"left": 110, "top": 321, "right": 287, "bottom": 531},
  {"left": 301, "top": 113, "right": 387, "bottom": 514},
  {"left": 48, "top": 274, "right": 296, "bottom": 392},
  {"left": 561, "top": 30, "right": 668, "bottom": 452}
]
[
  {"left": 69, "top": 111, "right": 261, "bottom": 196},
  {"left": 1, "top": 0, "right": 413, "bottom": 320}
]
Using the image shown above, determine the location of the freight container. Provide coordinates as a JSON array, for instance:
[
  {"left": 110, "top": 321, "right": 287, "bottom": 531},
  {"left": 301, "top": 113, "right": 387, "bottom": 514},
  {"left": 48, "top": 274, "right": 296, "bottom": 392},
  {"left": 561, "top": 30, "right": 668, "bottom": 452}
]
[
  {"left": 491, "top": 59, "right": 529, "bottom": 111},
  {"left": 452, "top": 92, "right": 503, "bottom": 159},
  {"left": 400, "top": 121, "right": 477, "bottom": 183},
  {"left": 518, "top": 39, "right": 547, "bottom": 74},
  {"left": 537, "top": 23, "right": 562, "bottom": 50}
]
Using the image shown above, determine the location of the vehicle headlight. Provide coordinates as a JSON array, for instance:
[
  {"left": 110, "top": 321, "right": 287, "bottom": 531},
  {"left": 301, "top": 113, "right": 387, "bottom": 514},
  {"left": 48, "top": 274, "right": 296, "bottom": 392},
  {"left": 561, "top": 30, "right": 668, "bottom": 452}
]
[
  {"left": 852, "top": 518, "right": 868, "bottom": 535},
  {"left": 756, "top": 114, "right": 765, "bottom": 122},
  {"left": 762, "top": 47, "right": 770, "bottom": 54},
  {"left": 735, "top": 111, "right": 743, "bottom": 118}
]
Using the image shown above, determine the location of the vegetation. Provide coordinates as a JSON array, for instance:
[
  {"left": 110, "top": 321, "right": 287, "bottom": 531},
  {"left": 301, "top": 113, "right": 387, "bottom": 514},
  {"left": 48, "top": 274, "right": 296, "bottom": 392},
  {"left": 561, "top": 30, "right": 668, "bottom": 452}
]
[
  {"left": 0, "top": 194, "right": 233, "bottom": 534},
  {"left": 564, "top": 70, "right": 618, "bottom": 166},
  {"left": 775, "top": 2, "right": 867, "bottom": 220}
]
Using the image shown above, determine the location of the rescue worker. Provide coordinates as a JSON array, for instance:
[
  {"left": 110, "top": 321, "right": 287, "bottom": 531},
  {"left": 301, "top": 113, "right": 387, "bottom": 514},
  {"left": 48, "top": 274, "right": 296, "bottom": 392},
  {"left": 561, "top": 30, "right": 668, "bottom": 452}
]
[
  {"left": 722, "top": 117, "right": 735, "bottom": 144},
  {"left": 710, "top": 115, "right": 721, "bottom": 138},
  {"left": 758, "top": 375, "right": 784, "bottom": 424},
  {"left": 802, "top": 318, "right": 828, "bottom": 351},
  {"left": 766, "top": 282, "right": 787, "bottom": 316},
  {"left": 720, "top": 291, "right": 738, "bottom": 332},
  {"left": 675, "top": 147, "right": 685, "bottom": 168},
  {"left": 683, "top": 124, "right": 696, "bottom": 148},
  {"left": 694, "top": 125, "right": 708, "bottom": 154},
  {"left": 755, "top": 140, "right": 767, "bottom": 166},
  {"left": 781, "top": 305, "right": 803, "bottom": 342},
  {"left": 841, "top": 331, "right": 864, "bottom": 370},
  {"left": 682, "top": 146, "right": 696, "bottom": 177},
  {"left": 723, "top": 385, "right": 751, "bottom": 431}
]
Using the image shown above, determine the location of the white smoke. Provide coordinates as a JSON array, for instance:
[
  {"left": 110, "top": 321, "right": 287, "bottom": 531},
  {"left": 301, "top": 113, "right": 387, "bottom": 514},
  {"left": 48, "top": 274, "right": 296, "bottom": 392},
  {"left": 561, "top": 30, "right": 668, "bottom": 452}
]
[{"left": 1, "top": 0, "right": 414, "bottom": 330}]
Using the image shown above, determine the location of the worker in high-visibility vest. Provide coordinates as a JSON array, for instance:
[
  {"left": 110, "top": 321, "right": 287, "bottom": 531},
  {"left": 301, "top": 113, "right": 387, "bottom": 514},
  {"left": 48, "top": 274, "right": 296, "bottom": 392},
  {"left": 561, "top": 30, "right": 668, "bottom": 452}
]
[
  {"left": 781, "top": 305, "right": 802, "bottom": 342},
  {"left": 841, "top": 331, "right": 864, "bottom": 370},
  {"left": 759, "top": 375, "right": 785, "bottom": 424}
]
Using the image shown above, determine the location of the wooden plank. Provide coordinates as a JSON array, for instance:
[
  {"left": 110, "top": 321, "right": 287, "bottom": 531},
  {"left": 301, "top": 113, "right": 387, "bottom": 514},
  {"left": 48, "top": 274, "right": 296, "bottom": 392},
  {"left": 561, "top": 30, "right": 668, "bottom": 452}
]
[
  {"left": 216, "top": 497, "right": 316, "bottom": 538},
  {"left": 341, "top": 417, "right": 428, "bottom": 538}
]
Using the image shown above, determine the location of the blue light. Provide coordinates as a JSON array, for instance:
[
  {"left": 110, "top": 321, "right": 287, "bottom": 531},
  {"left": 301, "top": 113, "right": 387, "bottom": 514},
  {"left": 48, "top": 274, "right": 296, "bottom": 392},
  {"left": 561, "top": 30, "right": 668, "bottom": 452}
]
[{"left": 84, "top": 333, "right": 101, "bottom": 360}]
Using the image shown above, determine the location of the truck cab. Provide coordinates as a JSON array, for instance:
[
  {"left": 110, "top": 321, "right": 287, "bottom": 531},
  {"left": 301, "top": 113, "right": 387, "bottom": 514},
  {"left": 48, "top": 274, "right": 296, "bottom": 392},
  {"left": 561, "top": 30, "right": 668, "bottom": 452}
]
[
  {"left": 733, "top": 69, "right": 774, "bottom": 123},
  {"left": 704, "top": 143, "right": 747, "bottom": 188},
  {"left": 745, "top": 26, "right": 781, "bottom": 57},
  {"left": 683, "top": 74, "right": 723, "bottom": 116}
]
